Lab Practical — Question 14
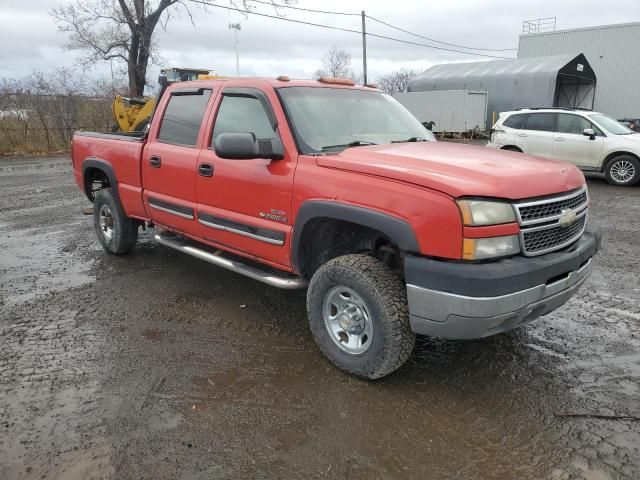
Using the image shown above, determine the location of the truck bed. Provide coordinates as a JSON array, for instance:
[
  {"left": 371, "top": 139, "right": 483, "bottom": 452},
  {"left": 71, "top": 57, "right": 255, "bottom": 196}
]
[{"left": 71, "top": 130, "right": 148, "bottom": 220}]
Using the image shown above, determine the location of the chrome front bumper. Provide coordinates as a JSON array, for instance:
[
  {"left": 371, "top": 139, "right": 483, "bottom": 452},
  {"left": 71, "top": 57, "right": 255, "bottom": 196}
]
[
  {"left": 404, "top": 225, "right": 601, "bottom": 340},
  {"left": 407, "top": 258, "right": 593, "bottom": 339}
]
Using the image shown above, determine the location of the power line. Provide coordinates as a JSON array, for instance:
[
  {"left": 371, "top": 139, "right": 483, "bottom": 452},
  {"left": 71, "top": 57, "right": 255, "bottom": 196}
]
[
  {"left": 235, "top": 1, "right": 516, "bottom": 53},
  {"left": 244, "top": 0, "right": 360, "bottom": 16},
  {"left": 365, "top": 14, "right": 518, "bottom": 52},
  {"left": 193, "top": 0, "right": 514, "bottom": 59}
]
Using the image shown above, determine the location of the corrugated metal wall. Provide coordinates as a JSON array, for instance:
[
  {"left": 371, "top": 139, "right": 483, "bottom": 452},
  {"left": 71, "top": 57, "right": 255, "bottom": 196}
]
[{"left": 518, "top": 22, "right": 640, "bottom": 119}]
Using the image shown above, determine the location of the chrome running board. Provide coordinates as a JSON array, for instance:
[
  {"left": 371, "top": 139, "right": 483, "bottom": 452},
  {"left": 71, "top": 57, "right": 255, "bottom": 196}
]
[{"left": 153, "top": 231, "right": 308, "bottom": 290}]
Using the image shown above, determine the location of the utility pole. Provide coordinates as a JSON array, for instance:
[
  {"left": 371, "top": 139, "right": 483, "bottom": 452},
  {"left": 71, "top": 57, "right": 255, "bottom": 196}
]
[
  {"left": 229, "top": 22, "right": 241, "bottom": 76},
  {"left": 361, "top": 11, "right": 367, "bottom": 83}
]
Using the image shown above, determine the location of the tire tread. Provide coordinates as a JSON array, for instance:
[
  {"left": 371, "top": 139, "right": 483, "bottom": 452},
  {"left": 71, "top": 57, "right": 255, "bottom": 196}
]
[
  {"left": 307, "top": 254, "right": 415, "bottom": 379},
  {"left": 93, "top": 188, "right": 138, "bottom": 254}
]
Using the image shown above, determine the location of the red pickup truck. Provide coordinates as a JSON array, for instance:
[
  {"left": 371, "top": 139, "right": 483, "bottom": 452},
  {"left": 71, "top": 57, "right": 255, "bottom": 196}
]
[{"left": 72, "top": 76, "right": 601, "bottom": 379}]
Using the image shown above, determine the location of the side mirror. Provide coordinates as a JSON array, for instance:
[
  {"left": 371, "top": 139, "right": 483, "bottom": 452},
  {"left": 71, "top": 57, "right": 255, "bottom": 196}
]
[
  {"left": 213, "top": 132, "right": 284, "bottom": 160},
  {"left": 583, "top": 128, "right": 596, "bottom": 140}
]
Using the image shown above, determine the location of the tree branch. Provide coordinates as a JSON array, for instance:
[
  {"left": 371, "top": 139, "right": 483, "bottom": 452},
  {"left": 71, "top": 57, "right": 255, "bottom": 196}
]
[{"left": 117, "top": 0, "right": 136, "bottom": 29}]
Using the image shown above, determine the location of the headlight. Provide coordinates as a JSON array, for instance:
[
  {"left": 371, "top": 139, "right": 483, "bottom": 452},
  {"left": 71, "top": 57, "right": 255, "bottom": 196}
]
[
  {"left": 457, "top": 200, "right": 516, "bottom": 226},
  {"left": 463, "top": 235, "right": 520, "bottom": 260}
]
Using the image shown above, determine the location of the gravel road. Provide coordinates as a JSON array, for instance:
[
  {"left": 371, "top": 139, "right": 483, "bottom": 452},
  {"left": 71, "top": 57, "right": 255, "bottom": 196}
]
[{"left": 1, "top": 155, "right": 639, "bottom": 479}]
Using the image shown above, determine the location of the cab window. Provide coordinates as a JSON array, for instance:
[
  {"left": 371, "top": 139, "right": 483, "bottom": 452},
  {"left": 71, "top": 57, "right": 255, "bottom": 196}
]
[
  {"left": 212, "top": 95, "right": 277, "bottom": 142},
  {"left": 522, "top": 113, "right": 556, "bottom": 132},
  {"left": 157, "top": 90, "right": 212, "bottom": 146}
]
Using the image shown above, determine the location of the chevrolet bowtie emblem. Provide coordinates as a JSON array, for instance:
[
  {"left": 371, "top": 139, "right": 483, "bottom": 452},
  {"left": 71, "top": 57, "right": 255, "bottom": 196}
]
[{"left": 558, "top": 209, "right": 577, "bottom": 226}]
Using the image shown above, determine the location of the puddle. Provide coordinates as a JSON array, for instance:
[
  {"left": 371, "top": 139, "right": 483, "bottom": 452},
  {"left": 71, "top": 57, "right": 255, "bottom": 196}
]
[{"left": 0, "top": 226, "right": 95, "bottom": 306}]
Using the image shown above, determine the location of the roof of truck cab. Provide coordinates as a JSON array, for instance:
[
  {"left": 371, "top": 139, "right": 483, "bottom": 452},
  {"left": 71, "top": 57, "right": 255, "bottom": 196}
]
[{"left": 167, "top": 77, "right": 379, "bottom": 91}]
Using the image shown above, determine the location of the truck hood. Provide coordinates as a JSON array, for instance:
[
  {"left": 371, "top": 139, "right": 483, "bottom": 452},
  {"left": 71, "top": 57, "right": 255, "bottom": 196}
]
[{"left": 316, "top": 142, "right": 585, "bottom": 199}]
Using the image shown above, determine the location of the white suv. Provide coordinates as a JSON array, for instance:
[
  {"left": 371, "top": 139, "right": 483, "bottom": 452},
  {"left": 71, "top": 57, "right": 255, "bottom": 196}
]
[{"left": 487, "top": 108, "right": 640, "bottom": 186}]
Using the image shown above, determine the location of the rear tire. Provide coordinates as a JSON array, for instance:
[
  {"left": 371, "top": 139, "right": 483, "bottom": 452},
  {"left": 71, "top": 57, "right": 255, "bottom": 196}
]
[
  {"left": 93, "top": 188, "right": 138, "bottom": 254},
  {"left": 306, "top": 254, "right": 415, "bottom": 379},
  {"left": 604, "top": 155, "right": 640, "bottom": 186}
]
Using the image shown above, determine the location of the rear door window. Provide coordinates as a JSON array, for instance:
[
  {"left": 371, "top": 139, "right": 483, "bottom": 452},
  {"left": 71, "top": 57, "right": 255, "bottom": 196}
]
[
  {"left": 158, "top": 89, "right": 212, "bottom": 146},
  {"left": 522, "top": 113, "right": 557, "bottom": 132},
  {"left": 503, "top": 113, "right": 526, "bottom": 129}
]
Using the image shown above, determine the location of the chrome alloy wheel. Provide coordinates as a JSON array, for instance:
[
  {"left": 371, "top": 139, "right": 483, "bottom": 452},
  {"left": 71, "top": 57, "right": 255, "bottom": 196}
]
[
  {"left": 610, "top": 159, "right": 636, "bottom": 184},
  {"left": 323, "top": 286, "right": 373, "bottom": 354},
  {"left": 98, "top": 204, "right": 114, "bottom": 240}
]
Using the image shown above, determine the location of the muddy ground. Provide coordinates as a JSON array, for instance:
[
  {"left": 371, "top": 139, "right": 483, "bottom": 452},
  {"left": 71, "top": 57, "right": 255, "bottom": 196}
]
[{"left": 0, "top": 155, "right": 639, "bottom": 480}]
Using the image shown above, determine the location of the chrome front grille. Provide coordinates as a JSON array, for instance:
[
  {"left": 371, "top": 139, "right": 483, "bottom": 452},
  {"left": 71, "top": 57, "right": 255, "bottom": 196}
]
[
  {"left": 518, "top": 190, "right": 588, "bottom": 225},
  {"left": 514, "top": 186, "right": 588, "bottom": 256},
  {"left": 523, "top": 213, "right": 587, "bottom": 255}
]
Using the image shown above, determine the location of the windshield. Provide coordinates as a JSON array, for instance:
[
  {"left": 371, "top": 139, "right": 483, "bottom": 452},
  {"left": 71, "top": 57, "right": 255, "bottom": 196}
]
[
  {"left": 278, "top": 87, "right": 436, "bottom": 154},
  {"left": 589, "top": 113, "right": 634, "bottom": 135}
]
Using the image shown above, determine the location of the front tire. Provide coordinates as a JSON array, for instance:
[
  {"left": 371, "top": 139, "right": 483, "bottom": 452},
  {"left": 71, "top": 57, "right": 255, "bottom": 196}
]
[
  {"left": 604, "top": 155, "right": 640, "bottom": 186},
  {"left": 307, "top": 254, "right": 415, "bottom": 379},
  {"left": 93, "top": 188, "right": 138, "bottom": 254}
]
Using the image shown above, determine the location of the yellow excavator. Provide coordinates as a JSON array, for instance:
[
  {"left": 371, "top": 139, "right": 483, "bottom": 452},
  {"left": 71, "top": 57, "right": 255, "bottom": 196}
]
[{"left": 112, "top": 67, "right": 214, "bottom": 132}]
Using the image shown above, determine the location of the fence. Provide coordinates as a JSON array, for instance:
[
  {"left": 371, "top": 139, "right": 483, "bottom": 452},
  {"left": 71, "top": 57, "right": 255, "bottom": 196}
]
[{"left": 0, "top": 92, "right": 114, "bottom": 155}]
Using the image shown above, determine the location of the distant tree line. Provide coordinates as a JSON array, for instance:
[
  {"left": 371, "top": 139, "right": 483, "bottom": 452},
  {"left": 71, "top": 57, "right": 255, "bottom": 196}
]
[
  {"left": 0, "top": 46, "right": 423, "bottom": 155},
  {"left": 314, "top": 47, "right": 422, "bottom": 94},
  {"left": 0, "top": 69, "right": 122, "bottom": 155}
]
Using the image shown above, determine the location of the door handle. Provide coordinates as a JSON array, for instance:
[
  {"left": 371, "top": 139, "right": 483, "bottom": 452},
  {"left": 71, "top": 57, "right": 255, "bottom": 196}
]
[
  {"left": 149, "top": 156, "right": 161, "bottom": 168},
  {"left": 554, "top": 137, "right": 565, "bottom": 142},
  {"left": 517, "top": 133, "right": 528, "bottom": 137},
  {"left": 198, "top": 163, "right": 214, "bottom": 177}
]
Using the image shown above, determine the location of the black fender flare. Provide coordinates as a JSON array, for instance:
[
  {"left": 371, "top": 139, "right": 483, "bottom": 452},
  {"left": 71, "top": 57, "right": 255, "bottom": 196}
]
[
  {"left": 291, "top": 200, "right": 420, "bottom": 273},
  {"left": 82, "top": 157, "right": 118, "bottom": 202}
]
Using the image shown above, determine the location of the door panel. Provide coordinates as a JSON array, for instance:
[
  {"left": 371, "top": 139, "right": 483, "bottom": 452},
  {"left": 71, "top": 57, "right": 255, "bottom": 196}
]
[
  {"left": 143, "top": 141, "right": 201, "bottom": 232},
  {"left": 195, "top": 88, "right": 297, "bottom": 269},
  {"left": 141, "top": 87, "right": 216, "bottom": 234},
  {"left": 552, "top": 134, "right": 603, "bottom": 168},
  {"left": 520, "top": 113, "right": 557, "bottom": 158},
  {"left": 522, "top": 131, "right": 555, "bottom": 158},
  {"left": 195, "top": 151, "right": 295, "bottom": 268},
  {"left": 552, "top": 114, "right": 604, "bottom": 168}
]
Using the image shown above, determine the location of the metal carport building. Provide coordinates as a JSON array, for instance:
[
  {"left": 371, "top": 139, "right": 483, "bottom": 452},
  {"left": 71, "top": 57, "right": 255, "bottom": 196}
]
[
  {"left": 408, "top": 54, "right": 596, "bottom": 128},
  {"left": 518, "top": 22, "right": 640, "bottom": 119}
]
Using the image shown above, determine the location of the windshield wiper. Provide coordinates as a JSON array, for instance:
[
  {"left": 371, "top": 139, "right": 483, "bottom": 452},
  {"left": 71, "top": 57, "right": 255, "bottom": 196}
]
[
  {"left": 391, "top": 137, "right": 427, "bottom": 143},
  {"left": 320, "top": 140, "right": 378, "bottom": 151}
]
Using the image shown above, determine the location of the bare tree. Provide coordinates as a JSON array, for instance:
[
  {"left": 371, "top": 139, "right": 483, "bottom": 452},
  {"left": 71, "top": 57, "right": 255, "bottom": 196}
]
[
  {"left": 0, "top": 69, "right": 115, "bottom": 154},
  {"left": 315, "top": 47, "right": 358, "bottom": 80},
  {"left": 51, "top": 0, "right": 294, "bottom": 97},
  {"left": 376, "top": 68, "right": 422, "bottom": 94},
  {"left": 0, "top": 79, "right": 29, "bottom": 149},
  {"left": 28, "top": 69, "right": 91, "bottom": 146}
]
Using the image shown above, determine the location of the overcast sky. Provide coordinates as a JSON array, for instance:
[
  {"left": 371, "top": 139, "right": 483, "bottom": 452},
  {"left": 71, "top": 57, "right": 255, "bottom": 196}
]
[{"left": 1, "top": 0, "right": 639, "bottom": 86}]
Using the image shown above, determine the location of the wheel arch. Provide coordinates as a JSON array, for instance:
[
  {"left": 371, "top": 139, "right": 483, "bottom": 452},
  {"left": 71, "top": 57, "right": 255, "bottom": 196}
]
[
  {"left": 601, "top": 150, "right": 640, "bottom": 172},
  {"left": 501, "top": 145, "right": 523, "bottom": 152},
  {"left": 82, "top": 157, "right": 118, "bottom": 202},
  {"left": 291, "top": 201, "right": 420, "bottom": 276}
]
